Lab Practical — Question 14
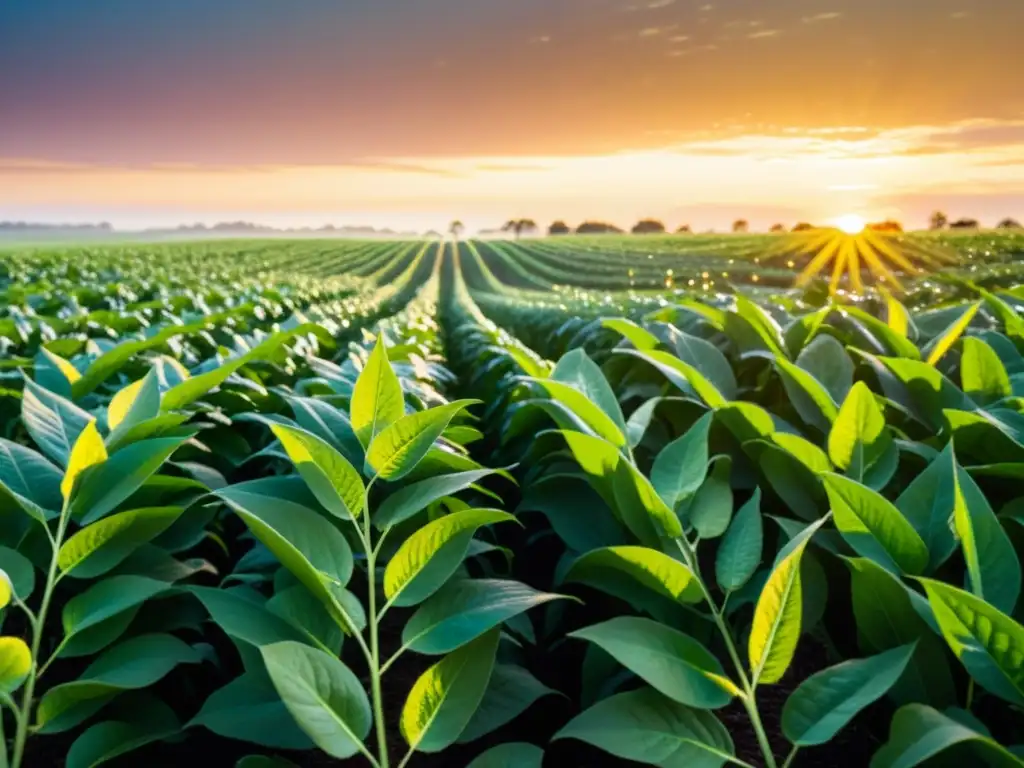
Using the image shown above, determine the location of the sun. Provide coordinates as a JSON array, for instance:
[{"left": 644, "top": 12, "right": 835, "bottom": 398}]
[{"left": 835, "top": 214, "right": 866, "bottom": 235}]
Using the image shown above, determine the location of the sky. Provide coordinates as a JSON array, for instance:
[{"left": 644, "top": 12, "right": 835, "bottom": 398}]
[{"left": 2, "top": 0, "right": 1023, "bottom": 232}]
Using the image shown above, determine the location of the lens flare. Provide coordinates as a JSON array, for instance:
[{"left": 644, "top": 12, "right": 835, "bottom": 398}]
[{"left": 835, "top": 214, "right": 866, "bottom": 235}]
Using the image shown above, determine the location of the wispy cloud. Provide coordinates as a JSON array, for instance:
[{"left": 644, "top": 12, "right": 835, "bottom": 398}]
[
  {"left": 802, "top": 12, "right": 843, "bottom": 23},
  {"left": 748, "top": 29, "right": 781, "bottom": 39}
]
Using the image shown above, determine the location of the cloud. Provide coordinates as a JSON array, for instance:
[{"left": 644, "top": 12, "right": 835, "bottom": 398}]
[
  {"left": 474, "top": 163, "right": 551, "bottom": 173},
  {"left": 647, "top": 0, "right": 675, "bottom": 8},
  {"left": 748, "top": 30, "right": 781, "bottom": 39},
  {"left": 529, "top": 35, "right": 551, "bottom": 44},
  {"left": 802, "top": 12, "right": 843, "bottom": 23}
]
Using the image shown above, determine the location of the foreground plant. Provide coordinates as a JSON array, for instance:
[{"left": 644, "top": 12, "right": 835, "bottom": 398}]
[{"left": 210, "top": 337, "right": 563, "bottom": 766}]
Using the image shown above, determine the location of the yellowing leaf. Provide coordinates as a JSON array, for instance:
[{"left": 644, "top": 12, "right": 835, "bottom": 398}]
[
  {"left": 61, "top": 421, "right": 108, "bottom": 502},
  {"left": 0, "top": 636, "right": 32, "bottom": 693},
  {"left": 924, "top": 301, "right": 981, "bottom": 366},
  {"left": 351, "top": 336, "right": 405, "bottom": 449}
]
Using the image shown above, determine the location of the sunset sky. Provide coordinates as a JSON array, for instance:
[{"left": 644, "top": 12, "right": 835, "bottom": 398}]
[{"left": 2, "top": 0, "right": 1023, "bottom": 232}]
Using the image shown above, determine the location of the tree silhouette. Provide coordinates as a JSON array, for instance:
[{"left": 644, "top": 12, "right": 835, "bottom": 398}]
[
  {"left": 949, "top": 218, "right": 980, "bottom": 230},
  {"left": 676, "top": 224, "right": 692, "bottom": 234},
  {"left": 575, "top": 221, "right": 623, "bottom": 234},
  {"left": 792, "top": 222, "right": 816, "bottom": 232},
  {"left": 548, "top": 220, "right": 571, "bottom": 235},
  {"left": 732, "top": 219, "right": 749, "bottom": 233},
  {"left": 868, "top": 220, "right": 904, "bottom": 233},
  {"left": 501, "top": 219, "right": 539, "bottom": 239},
  {"left": 997, "top": 218, "right": 1021, "bottom": 229},
  {"left": 929, "top": 211, "right": 949, "bottom": 230},
  {"left": 631, "top": 219, "right": 666, "bottom": 235},
  {"left": 449, "top": 220, "right": 465, "bottom": 239},
  {"left": 769, "top": 223, "right": 787, "bottom": 233}
]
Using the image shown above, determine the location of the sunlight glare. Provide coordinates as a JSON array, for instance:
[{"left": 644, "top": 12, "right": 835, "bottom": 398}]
[{"left": 835, "top": 214, "right": 866, "bottom": 235}]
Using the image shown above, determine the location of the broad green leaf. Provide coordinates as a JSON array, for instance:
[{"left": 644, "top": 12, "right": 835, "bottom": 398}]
[
  {"left": 715, "top": 401, "right": 775, "bottom": 443},
  {"left": 518, "top": 474, "right": 626, "bottom": 552},
  {"left": 0, "top": 636, "right": 31, "bottom": 693},
  {"left": 0, "top": 438, "right": 63, "bottom": 513},
  {"left": 733, "top": 294, "right": 787, "bottom": 358},
  {"left": 267, "top": 585, "right": 345, "bottom": 655},
  {"left": 923, "top": 301, "right": 981, "bottom": 365},
  {"left": 458, "top": 664, "right": 559, "bottom": 744},
  {"left": 771, "top": 433, "right": 831, "bottom": 474},
  {"left": 683, "top": 457, "right": 733, "bottom": 539},
  {"left": 402, "top": 579, "right": 565, "bottom": 655},
  {"left": 350, "top": 335, "right": 405, "bottom": 448},
  {"left": 73, "top": 436, "right": 191, "bottom": 524},
  {"left": 877, "top": 356, "right": 973, "bottom": 430},
  {"left": 527, "top": 378, "right": 626, "bottom": 447},
  {"left": 961, "top": 337, "right": 1012, "bottom": 406},
  {"left": 953, "top": 458, "right": 1021, "bottom": 614},
  {"left": 22, "top": 378, "right": 94, "bottom": 467},
  {"left": 781, "top": 644, "right": 916, "bottom": 745},
  {"left": 565, "top": 546, "right": 703, "bottom": 605},
  {"left": 375, "top": 468, "right": 498, "bottom": 528},
  {"left": 883, "top": 290, "right": 911, "bottom": 337},
  {"left": 270, "top": 423, "right": 364, "bottom": 520},
  {"left": 828, "top": 382, "right": 892, "bottom": 478},
  {"left": 467, "top": 743, "right": 544, "bottom": 768},
  {"left": 36, "top": 347, "right": 81, "bottom": 396},
  {"left": 551, "top": 348, "right": 629, "bottom": 437},
  {"left": 63, "top": 421, "right": 107, "bottom": 502},
  {"left": 401, "top": 629, "right": 499, "bottom": 753},
  {"left": 553, "top": 687, "right": 735, "bottom": 767},
  {"left": 748, "top": 517, "right": 824, "bottom": 685},
  {"left": 61, "top": 576, "right": 168, "bottom": 657},
  {"left": 604, "top": 317, "right": 661, "bottom": 351},
  {"left": 215, "top": 486, "right": 356, "bottom": 633},
  {"left": 190, "top": 586, "right": 309, "bottom": 648},
  {"left": 919, "top": 577, "right": 1024, "bottom": 706},
  {"left": 871, "top": 703, "right": 1024, "bottom": 768},
  {"left": 672, "top": 331, "right": 737, "bottom": 401},
  {"left": 571, "top": 617, "right": 736, "bottom": 708},
  {"left": 775, "top": 357, "right": 838, "bottom": 431},
  {"left": 845, "top": 558, "right": 955, "bottom": 708},
  {"left": 650, "top": 412, "right": 712, "bottom": 509},
  {"left": 894, "top": 444, "right": 959, "bottom": 571},
  {"left": 37, "top": 634, "right": 201, "bottom": 731},
  {"left": 824, "top": 473, "right": 929, "bottom": 575},
  {"left": 384, "top": 509, "right": 516, "bottom": 606},
  {"left": 716, "top": 489, "right": 763, "bottom": 592},
  {"left": 107, "top": 369, "right": 161, "bottom": 433},
  {"left": 261, "top": 641, "right": 372, "bottom": 759},
  {"left": 843, "top": 306, "right": 921, "bottom": 359},
  {"left": 59, "top": 507, "right": 184, "bottom": 578},
  {"left": 189, "top": 672, "right": 313, "bottom": 749},
  {"left": 65, "top": 696, "right": 178, "bottom": 768},
  {"left": 797, "top": 333, "right": 854, "bottom": 403},
  {"left": 614, "top": 459, "right": 684, "bottom": 540},
  {"left": 365, "top": 400, "right": 478, "bottom": 481},
  {"left": 619, "top": 349, "right": 727, "bottom": 408}
]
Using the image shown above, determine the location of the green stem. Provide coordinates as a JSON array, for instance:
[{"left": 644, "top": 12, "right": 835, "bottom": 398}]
[
  {"left": 362, "top": 485, "right": 389, "bottom": 768},
  {"left": 966, "top": 677, "right": 975, "bottom": 711},
  {"left": 782, "top": 745, "right": 800, "bottom": 768},
  {"left": 1, "top": 700, "right": 9, "bottom": 768},
  {"left": 10, "top": 503, "right": 71, "bottom": 768}
]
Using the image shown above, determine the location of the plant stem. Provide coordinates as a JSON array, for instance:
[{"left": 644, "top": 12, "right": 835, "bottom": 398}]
[
  {"left": 782, "top": 745, "right": 800, "bottom": 768},
  {"left": 363, "top": 486, "right": 390, "bottom": 768},
  {"left": 10, "top": 504, "right": 71, "bottom": 768},
  {"left": 966, "top": 677, "right": 975, "bottom": 711}
]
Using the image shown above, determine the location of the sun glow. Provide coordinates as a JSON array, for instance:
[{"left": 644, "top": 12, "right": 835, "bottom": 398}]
[{"left": 835, "top": 214, "right": 867, "bottom": 235}]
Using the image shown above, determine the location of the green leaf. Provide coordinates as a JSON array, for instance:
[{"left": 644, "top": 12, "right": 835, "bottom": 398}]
[
  {"left": 37, "top": 634, "right": 201, "bottom": 731},
  {"left": 62, "top": 576, "right": 168, "bottom": 654},
  {"left": 672, "top": 331, "right": 737, "bottom": 401},
  {"left": 0, "top": 438, "right": 63, "bottom": 514},
  {"left": 190, "top": 586, "right": 310, "bottom": 648},
  {"left": 845, "top": 557, "right": 956, "bottom": 708},
  {"left": 781, "top": 644, "right": 916, "bottom": 745},
  {"left": 614, "top": 459, "right": 684, "bottom": 541},
  {"left": 517, "top": 474, "right": 626, "bottom": 553},
  {"left": 22, "top": 378, "right": 94, "bottom": 467},
  {"left": 401, "top": 629, "right": 499, "bottom": 753},
  {"left": 189, "top": 672, "right": 313, "bottom": 750},
  {"left": 871, "top": 704, "right": 1024, "bottom": 768},
  {"left": 604, "top": 317, "right": 661, "bottom": 351},
  {"left": 683, "top": 457, "right": 733, "bottom": 540},
  {"left": 748, "top": 517, "right": 824, "bottom": 685},
  {"left": 351, "top": 335, "right": 405, "bottom": 448},
  {"left": 402, "top": 579, "right": 566, "bottom": 655},
  {"left": 267, "top": 585, "right": 345, "bottom": 656},
  {"left": 458, "top": 664, "right": 559, "bottom": 744},
  {"left": 74, "top": 436, "right": 191, "bottom": 524},
  {"left": 876, "top": 356, "right": 972, "bottom": 430},
  {"left": 922, "top": 301, "right": 981, "bottom": 365},
  {"left": 66, "top": 696, "right": 179, "bottom": 768},
  {"left": 375, "top": 468, "right": 499, "bottom": 529},
  {"left": 565, "top": 546, "right": 703, "bottom": 605},
  {"left": 0, "top": 636, "right": 31, "bottom": 693},
  {"left": 215, "top": 486, "right": 357, "bottom": 633},
  {"left": 619, "top": 350, "right": 728, "bottom": 408},
  {"left": 107, "top": 369, "right": 161, "bottom": 434},
  {"left": 771, "top": 433, "right": 831, "bottom": 474},
  {"left": 716, "top": 489, "right": 764, "bottom": 592},
  {"left": 59, "top": 507, "right": 185, "bottom": 578},
  {"left": 270, "top": 423, "right": 364, "bottom": 520},
  {"left": 733, "top": 294, "right": 787, "bottom": 358},
  {"left": 650, "top": 412, "right": 712, "bottom": 509},
  {"left": 0, "top": 546, "right": 36, "bottom": 602},
  {"left": 952, "top": 459, "right": 1021, "bottom": 614},
  {"left": 384, "top": 509, "right": 517, "bottom": 607},
  {"left": 894, "top": 444, "right": 959, "bottom": 571},
  {"left": 553, "top": 687, "right": 735, "bottom": 767},
  {"left": 842, "top": 306, "right": 921, "bottom": 359},
  {"left": 919, "top": 577, "right": 1024, "bottom": 706},
  {"left": 261, "top": 641, "right": 372, "bottom": 759},
  {"left": 526, "top": 378, "right": 626, "bottom": 447},
  {"left": 36, "top": 347, "right": 81, "bottom": 397},
  {"left": 823, "top": 473, "right": 929, "bottom": 575},
  {"left": 828, "top": 382, "right": 892, "bottom": 479},
  {"left": 365, "top": 400, "right": 478, "bottom": 481},
  {"left": 796, "top": 334, "right": 854, "bottom": 403},
  {"left": 63, "top": 420, "right": 107, "bottom": 502},
  {"left": 551, "top": 348, "right": 629, "bottom": 437},
  {"left": 775, "top": 357, "right": 839, "bottom": 432},
  {"left": 961, "top": 337, "right": 1012, "bottom": 406},
  {"left": 571, "top": 617, "right": 737, "bottom": 708},
  {"left": 466, "top": 743, "right": 544, "bottom": 768}
]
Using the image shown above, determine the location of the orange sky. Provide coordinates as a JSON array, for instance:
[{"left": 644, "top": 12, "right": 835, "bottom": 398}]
[{"left": 2, "top": 0, "right": 1023, "bottom": 231}]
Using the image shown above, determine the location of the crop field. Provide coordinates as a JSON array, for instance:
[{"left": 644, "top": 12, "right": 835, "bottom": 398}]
[{"left": 2, "top": 231, "right": 1024, "bottom": 768}]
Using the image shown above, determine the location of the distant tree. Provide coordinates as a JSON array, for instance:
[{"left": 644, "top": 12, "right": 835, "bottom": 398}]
[
  {"left": 949, "top": 218, "right": 980, "bottom": 230},
  {"left": 548, "top": 220, "right": 571, "bottom": 235},
  {"left": 769, "top": 223, "right": 787, "bottom": 233},
  {"left": 868, "top": 220, "right": 904, "bottom": 233},
  {"left": 502, "top": 218, "right": 539, "bottom": 239},
  {"left": 929, "top": 211, "right": 949, "bottom": 230},
  {"left": 631, "top": 219, "right": 666, "bottom": 235},
  {"left": 997, "top": 217, "right": 1022, "bottom": 229},
  {"left": 449, "top": 220, "right": 465, "bottom": 239},
  {"left": 676, "top": 224, "right": 692, "bottom": 234},
  {"left": 732, "top": 219, "right": 749, "bottom": 233},
  {"left": 575, "top": 221, "right": 624, "bottom": 234},
  {"left": 792, "top": 222, "right": 816, "bottom": 232}
]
